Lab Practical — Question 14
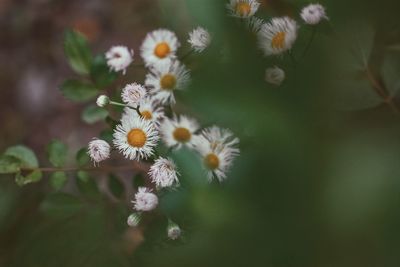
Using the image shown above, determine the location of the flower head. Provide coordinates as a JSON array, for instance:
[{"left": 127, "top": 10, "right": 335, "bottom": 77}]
[
  {"left": 145, "top": 60, "right": 190, "bottom": 105},
  {"left": 113, "top": 116, "right": 159, "bottom": 160},
  {"left": 96, "top": 95, "right": 110, "bottom": 107},
  {"left": 257, "top": 17, "right": 298, "bottom": 56},
  {"left": 105, "top": 46, "right": 134, "bottom": 74},
  {"left": 87, "top": 139, "right": 111, "bottom": 164},
  {"left": 121, "top": 83, "right": 147, "bottom": 106},
  {"left": 188, "top": 27, "right": 211, "bottom": 52},
  {"left": 140, "top": 29, "right": 180, "bottom": 67},
  {"left": 160, "top": 115, "right": 199, "bottom": 149},
  {"left": 226, "top": 0, "right": 260, "bottom": 18},
  {"left": 149, "top": 157, "right": 179, "bottom": 188},
  {"left": 194, "top": 126, "right": 240, "bottom": 182},
  {"left": 300, "top": 4, "right": 328, "bottom": 25},
  {"left": 265, "top": 66, "right": 285, "bottom": 86},
  {"left": 245, "top": 16, "right": 264, "bottom": 33},
  {"left": 123, "top": 97, "right": 165, "bottom": 127},
  {"left": 132, "top": 187, "right": 158, "bottom": 211}
]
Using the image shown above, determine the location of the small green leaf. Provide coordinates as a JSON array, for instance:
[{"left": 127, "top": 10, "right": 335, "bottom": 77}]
[
  {"left": 60, "top": 79, "right": 99, "bottom": 103},
  {"left": 77, "top": 171, "right": 99, "bottom": 198},
  {"left": 47, "top": 139, "right": 68, "bottom": 167},
  {"left": 108, "top": 174, "right": 124, "bottom": 199},
  {"left": 40, "top": 193, "right": 84, "bottom": 218},
  {"left": 76, "top": 148, "right": 90, "bottom": 167},
  {"left": 81, "top": 105, "right": 109, "bottom": 124},
  {"left": 133, "top": 173, "right": 145, "bottom": 189},
  {"left": 5, "top": 145, "right": 38, "bottom": 168},
  {"left": 15, "top": 170, "right": 42, "bottom": 186},
  {"left": 0, "top": 155, "right": 21, "bottom": 174},
  {"left": 50, "top": 171, "right": 68, "bottom": 191},
  {"left": 90, "top": 55, "right": 118, "bottom": 88},
  {"left": 64, "top": 30, "right": 92, "bottom": 75},
  {"left": 100, "top": 129, "right": 114, "bottom": 143}
]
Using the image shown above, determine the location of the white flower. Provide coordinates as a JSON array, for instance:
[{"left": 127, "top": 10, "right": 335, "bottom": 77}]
[
  {"left": 87, "top": 139, "right": 111, "bottom": 164},
  {"left": 132, "top": 187, "right": 158, "bottom": 211},
  {"left": 113, "top": 116, "right": 159, "bottom": 161},
  {"left": 149, "top": 157, "right": 179, "bottom": 188},
  {"left": 123, "top": 97, "right": 165, "bottom": 127},
  {"left": 226, "top": 0, "right": 260, "bottom": 18},
  {"left": 121, "top": 83, "right": 147, "bottom": 106},
  {"left": 105, "top": 46, "right": 134, "bottom": 74},
  {"left": 140, "top": 29, "right": 180, "bottom": 67},
  {"left": 96, "top": 95, "right": 110, "bottom": 107},
  {"left": 160, "top": 115, "right": 199, "bottom": 149},
  {"left": 245, "top": 16, "right": 264, "bottom": 33},
  {"left": 167, "top": 221, "right": 181, "bottom": 240},
  {"left": 145, "top": 60, "right": 190, "bottom": 105},
  {"left": 265, "top": 66, "right": 285, "bottom": 86},
  {"left": 300, "top": 4, "right": 328, "bottom": 25},
  {"left": 257, "top": 17, "right": 298, "bottom": 56},
  {"left": 188, "top": 27, "right": 211, "bottom": 52},
  {"left": 194, "top": 126, "right": 240, "bottom": 182},
  {"left": 127, "top": 212, "right": 142, "bottom": 227}
]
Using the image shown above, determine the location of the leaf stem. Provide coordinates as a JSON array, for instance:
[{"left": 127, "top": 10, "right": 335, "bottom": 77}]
[{"left": 302, "top": 26, "right": 318, "bottom": 58}]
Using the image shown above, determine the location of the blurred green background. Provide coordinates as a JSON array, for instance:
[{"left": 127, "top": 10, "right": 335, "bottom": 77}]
[{"left": 1, "top": 0, "right": 400, "bottom": 266}]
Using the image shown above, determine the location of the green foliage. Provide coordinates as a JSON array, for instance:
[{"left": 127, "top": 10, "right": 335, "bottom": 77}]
[
  {"left": 0, "top": 155, "right": 21, "bottom": 174},
  {"left": 90, "top": 55, "right": 118, "bottom": 88},
  {"left": 76, "top": 171, "right": 100, "bottom": 198},
  {"left": 15, "top": 170, "right": 42, "bottom": 186},
  {"left": 40, "top": 193, "right": 85, "bottom": 218},
  {"left": 49, "top": 171, "right": 68, "bottom": 191},
  {"left": 46, "top": 139, "right": 68, "bottom": 167},
  {"left": 64, "top": 30, "right": 92, "bottom": 75},
  {"left": 108, "top": 174, "right": 124, "bottom": 199},
  {"left": 76, "top": 148, "right": 90, "bottom": 167},
  {"left": 4, "top": 145, "right": 39, "bottom": 168},
  {"left": 59, "top": 79, "right": 99, "bottom": 103},
  {"left": 82, "top": 105, "right": 109, "bottom": 124}
]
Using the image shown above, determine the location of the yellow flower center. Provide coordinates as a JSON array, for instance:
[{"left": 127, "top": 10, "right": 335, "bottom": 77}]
[
  {"left": 160, "top": 74, "right": 177, "bottom": 90},
  {"left": 235, "top": 2, "right": 251, "bottom": 17},
  {"left": 127, "top": 128, "right": 147, "bottom": 148},
  {"left": 173, "top": 127, "right": 191, "bottom": 143},
  {"left": 141, "top": 110, "right": 153, "bottom": 120},
  {"left": 204, "top": 153, "right": 220, "bottom": 170},
  {"left": 154, "top": 42, "right": 171, "bottom": 58},
  {"left": 271, "top": 32, "right": 286, "bottom": 49}
]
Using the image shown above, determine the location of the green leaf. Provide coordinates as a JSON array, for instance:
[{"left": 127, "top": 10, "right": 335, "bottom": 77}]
[
  {"left": 15, "top": 170, "right": 42, "bottom": 186},
  {"left": 50, "top": 171, "right": 68, "bottom": 191},
  {"left": 108, "top": 174, "right": 124, "bottom": 199},
  {"left": 59, "top": 79, "right": 99, "bottom": 102},
  {"left": 133, "top": 173, "right": 145, "bottom": 189},
  {"left": 82, "top": 105, "right": 109, "bottom": 124},
  {"left": 0, "top": 155, "right": 21, "bottom": 174},
  {"left": 90, "top": 55, "right": 118, "bottom": 88},
  {"left": 100, "top": 129, "right": 114, "bottom": 143},
  {"left": 40, "top": 193, "right": 84, "bottom": 218},
  {"left": 76, "top": 148, "right": 90, "bottom": 167},
  {"left": 77, "top": 171, "right": 99, "bottom": 198},
  {"left": 64, "top": 30, "right": 92, "bottom": 75},
  {"left": 5, "top": 145, "right": 38, "bottom": 168},
  {"left": 46, "top": 139, "right": 68, "bottom": 167}
]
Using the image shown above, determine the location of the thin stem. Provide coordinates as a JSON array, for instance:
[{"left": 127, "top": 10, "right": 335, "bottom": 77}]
[
  {"left": 180, "top": 49, "right": 194, "bottom": 61},
  {"left": 302, "top": 26, "right": 318, "bottom": 58},
  {"left": 20, "top": 165, "right": 139, "bottom": 173},
  {"left": 109, "top": 101, "right": 142, "bottom": 117}
]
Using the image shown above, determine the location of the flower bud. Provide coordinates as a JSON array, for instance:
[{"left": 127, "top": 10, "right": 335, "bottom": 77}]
[
  {"left": 96, "top": 95, "right": 110, "bottom": 107},
  {"left": 127, "top": 212, "right": 142, "bottom": 227},
  {"left": 167, "top": 220, "right": 181, "bottom": 240}
]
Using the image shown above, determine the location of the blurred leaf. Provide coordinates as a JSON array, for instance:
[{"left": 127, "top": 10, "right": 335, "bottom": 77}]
[
  {"left": 0, "top": 155, "right": 21, "bottom": 174},
  {"left": 90, "top": 55, "right": 118, "bottom": 88},
  {"left": 100, "top": 129, "right": 114, "bottom": 143},
  {"left": 60, "top": 79, "right": 99, "bottom": 102},
  {"left": 108, "top": 174, "right": 124, "bottom": 199},
  {"left": 382, "top": 52, "right": 400, "bottom": 97},
  {"left": 77, "top": 171, "right": 99, "bottom": 198},
  {"left": 15, "top": 170, "right": 42, "bottom": 186},
  {"left": 76, "top": 148, "right": 90, "bottom": 167},
  {"left": 50, "top": 171, "right": 68, "bottom": 191},
  {"left": 64, "top": 30, "right": 92, "bottom": 75},
  {"left": 46, "top": 139, "right": 68, "bottom": 167},
  {"left": 5, "top": 145, "right": 38, "bottom": 168},
  {"left": 133, "top": 173, "right": 145, "bottom": 188},
  {"left": 82, "top": 105, "right": 109, "bottom": 124},
  {"left": 40, "top": 193, "right": 84, "bottom": 218}
]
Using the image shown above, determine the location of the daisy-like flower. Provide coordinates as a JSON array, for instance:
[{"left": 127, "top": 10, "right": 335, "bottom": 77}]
[
  {"left": 300, "top": 4, "right": 328, "bottom": 25},
  {"left": 87, "top": 139, "right": 111, "bottom": 164},
  {"left": 96, "top": 95, "right": 110, "bottom": 107},
  {"left": 149, "top": 157, "right": 179, "bottom": 188},
  {"left": 265, "top": 66, "right": 285, "bottom": 86},
  {"left": 121, "top": 83, "right": 147, "bottom": 106},
  {"left": 167, "top": 220, "right": 181, "bottom": 240},
  {"left": 113, "top": 116, "right": 159, "bottom": 160},
  {"left": 194, "top": 126, "right": 240, "bottom": 182},
  {"left": 145, "top": 60, "right": 190, "bottom": 105},
  {"left": 257, "top": 17, "right": 298, "bottom": 56},
  {"left": 226, "top": 0, "right": 260, "bottom": 18},
  {"left": 160, "top": 115, "right": 199, "bottom": 149},
  {"left": 132, "top": 187, "right": 158, "bottom": 211},
  {"left": 105, "top": 46, "right": 134, "bottom": 74},
  {"left": 188, "top": 27, "right": 211, "bottom": 52},
  {"left": 245, "top": 16, "right": 264, "bottom": 33},
  {"left": 140, "top": 29, "right": 180, "bottom": 66},
  {"left": 123, "top": 97, "right": 165, "bottom": 127}
]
